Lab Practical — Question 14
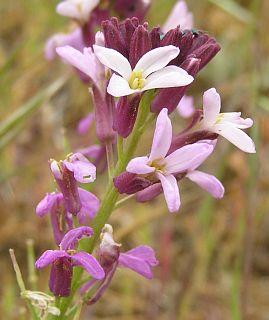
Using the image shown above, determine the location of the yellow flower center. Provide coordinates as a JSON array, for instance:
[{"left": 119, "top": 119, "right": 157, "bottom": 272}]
[
  {"left": 149, "top": 159, "right": 166, "bottom": 173},
  {"left": 128, "top": 70, "right": 146, "bottom": 90},
  {"left": 215, "top": 113, "right": 224, "bottom": 124}
]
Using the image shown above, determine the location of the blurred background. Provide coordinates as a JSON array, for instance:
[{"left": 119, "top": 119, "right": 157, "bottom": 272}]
[{"left": 0, "top": 0, "right": 268, "bottom": 319}]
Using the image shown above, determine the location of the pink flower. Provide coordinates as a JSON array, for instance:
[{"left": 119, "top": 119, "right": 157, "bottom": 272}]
[
  {"left": 44, "top": 28, "right": 84, "bottom": 61},
  {"left": 162, "top": 1, "right": 193, "bottom": 34},
  {"left": 198, "top": 88, "right": 256, "bottom": 153},
  {"left": 126, "top": 109, "right": 215, "bottom": 212}
]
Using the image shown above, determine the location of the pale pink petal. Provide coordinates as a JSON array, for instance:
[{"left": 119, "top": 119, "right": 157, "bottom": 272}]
[
  {"left": 77, "top": 113, "right": 94, "bottom": 135},
  {"left": 56, "top": 46, "right": 97, "bottom": 80},
  {"left": 203, "top": 88, "right": 221, "bottom": 126},
  {"left": 93, "top": 45, "right": 132, "bottom": 79},
  {"left": 213, "top": 123, "right": 256, "bottom": 153},
  {"left": 149, "top": 108, "right": 172, "bottom": 160},
  {"left": 56, "top": 0, "right": 99, "bottom": 21},
  {"left": 156, "top": 173, "right": 180, "bottom": 213},
  {"left": 221, "top": 113, "right": 253, "bottom": 129},
  {"left": 60, "top": 226, "right": 93, "bottom": 250},
  {"left": 162, "top": 1, "right": 193, "bottom": 33},
  {"left": 142, "top": 66, "right": 193, "bottom": 91},
  {"left": 126, "top": 156, "right": 154, "bottom": 174},
  {"left": 186, "top": 170, "right": 224, "bottom": 198},
  {"left": 165, "top": 143, "right": 214, "bottom": 174},
  {"left": 177, "top": 95, "right": 195, "bottom": 118},
  {"left": 135, "top": 46, "right": 180, "bottom": 78},
  {"left": 107, "top": 74, "right": 137, "bottom": 97}
]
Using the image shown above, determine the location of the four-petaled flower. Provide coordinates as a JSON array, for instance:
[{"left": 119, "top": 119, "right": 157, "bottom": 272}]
[
  {"left": 126, "top": 108, "right": 216, "bottom": 212},
  {"left": 35, "top": 227, "right": 105, "bottom": 297},
  {"left": 93, "top": 45, "right": 194, "bottom": 97},
  {"left": 198, "top": 88, "right": 256, "bottom": 153}
]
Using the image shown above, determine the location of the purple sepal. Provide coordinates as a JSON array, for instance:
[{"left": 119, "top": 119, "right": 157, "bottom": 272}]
[
  {"left": 102, "top": 17, "right": 128, "bottom": 57},
  {"left": 118, "top": 245, "right": 158, "bottom": 279},
  {"left": 150, "top": 27, "right": 161, "bottom": 49},
  {"left": 136, "top": 183, "right": 163, "bottom": 202},
  {"left": 60, "top": 226, "right": 94, "bottom": 250},
  {"left": 49, "top": 257, "right": 73, "bottom": 297},
  {"left": 113, "top": 172, "right": 151, "bottom": 194},
  {"left": 114, "top": 0, "right": 151, "bottom": 21},
  {"left": 129, "top": 25, "right": 151, "bottom": 68},
  {"left": 77, "top": 188, "right": 100, "bottom": 224},
  {"left": 91, "top": 85, "right": 115, "bottom": 142},
  {"left": 151, "top": 57, "right": 200, "bottom": 113},
  {"left": 35, "top": 250, "right": 69, "bottom": 268},
  {"left": 113, "top": 94, "right": 141, "bottom": 138},
  {"left": 52, "top": 163, "right": 82, "bottom": 215}
]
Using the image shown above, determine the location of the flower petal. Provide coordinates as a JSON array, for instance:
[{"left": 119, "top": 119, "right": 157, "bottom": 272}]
[
  {"left": 77, "top": 188, "right": 100, "bottom": 224},
  {"left": 143, "top": 66, "right": 193, "bottom": 91},
  {"left": 156, "top": 173, "right": 180, "bottom": 213},
  {"left": 203, "top": 88, "right": 221, "bottom": 126},
  {"left": 35, "top": 250, "right": 69, "bottom": 269},
  {"left": 213, "top": 123, "right": 256, "bottom": 153},
  {"left": 177, "top": 95, "right": 195, "bottom": 118},
  {"left": 77, "top": 112, "right": 95, "bottom": 135},
  {"left": 36, "top": 192, "right": 63, "bottom": 217},
  {"left": 186, "top": 170, "right": 224, "bottom": 198},
  {"left": 126, "top": 156, "right": 154, "bottom": 174},
  {"left": 93, "top": 45, "right": 132, "bottom": 79},
  {"left": 135, "top": 45, "right": 180, "bottom": 77},
  {"left": 149, "top": 108, "right": 172, "bottom": 160},
  {"left": 118, "top": 246, "right": 158, "bottom": 279},
  {"left": 221, "top": 113, "right": 253, "bottom": 129},
  {"left": 56, "top": 0, "right": 99, "bottom": 21},
  {"left": 122, "top": 245, "right": 158, "bottom": 266},
  {"left": 107, "top": 74, "right": 137, "bottom": 97},
  {"left": 65, "top": 153, "right": 96, "bottom": 183},
  {"left": 165, "top": 143, "right": 214, "bottom": 174},
  {"left": 162, "top": 0, "right": 193, "bottom": 33},
  {"left": 60, "top": 226, "right": 93, "bottom": 250},
  {"left": 72, "top": 252, "right": 105, "bottom": 280}
]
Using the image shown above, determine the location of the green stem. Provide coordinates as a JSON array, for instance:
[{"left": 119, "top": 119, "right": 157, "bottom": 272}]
[
  {"left": 57, "top": 91, "right": 154, "bottom": 318},
  {"left": 26, "top": 239, "right": 37, "bottom": 291},
  {"left": 105, "top": 141, "right": 115, "bottom": 180},
  {"left": 9, "top": 249, "right": 39, "bottom": 320}
]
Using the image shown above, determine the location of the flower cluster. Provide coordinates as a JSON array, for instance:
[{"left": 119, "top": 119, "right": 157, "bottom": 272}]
[{"left": 31, "top": 0, "right": 256, "bottom": 317}]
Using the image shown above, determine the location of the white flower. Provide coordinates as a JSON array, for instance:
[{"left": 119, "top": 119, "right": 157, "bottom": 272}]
[
  {"left": 93, "top": 45, "right": 194, "bottom": 97},
  {"left": 199, "top": 88, "right": 256, "bottom": 153},
  {"left": 162, "top": 1, "right": 193, "bottom": 34},
  {"left": 56, "top": 0, "right": 99, "bottom": 22}
]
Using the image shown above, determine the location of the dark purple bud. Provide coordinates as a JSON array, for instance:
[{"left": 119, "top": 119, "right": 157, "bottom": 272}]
[
  {"left": 113, "top": 94, "right": 141, "bottom": 138},
  {"left": 50, "top": 160, "right": 82, "bottom": 215},
  {"left": 82, "top": 8, "right": 110, "bottom": 47},
  {"left": 151, "top": 58, "right": 201, "bottom": 113},
  {"left": 91, "top": 85, "right": 115, "bottom": 142},
  {"left": 190, "top": 34, "right": 221, "bottom": 70},
  {"left": 150, "top": 27, "right": 161, "bottom": 49},
  {"left": 102, "top": 18, "right": 128, "bottom": 57},
  {"left": 114, "top": 172, "right": 151, "bottom": 194},
  {"left": 49, "top": 257, "right": 73, "bottom": 297},
  {"left": 129, "top": 25, "right": 151, "bottom": 68},
  {"left": 161, "top": 26, "right": 182, "bottom": 48},
  {"left": 136, "top": 183, "right": 163, "bottom": 202},
  {"left": 169, "top": 130, "right": 218, "bottom": 154},
  {"left": 114, "top": 0, "right": 151, "bottom": 21}
]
